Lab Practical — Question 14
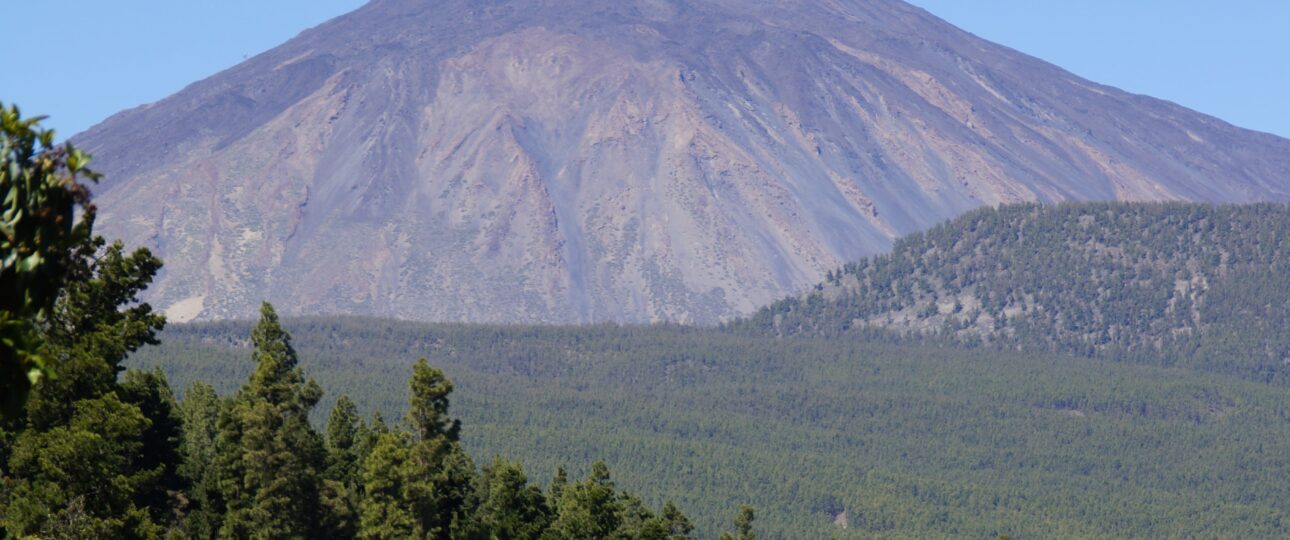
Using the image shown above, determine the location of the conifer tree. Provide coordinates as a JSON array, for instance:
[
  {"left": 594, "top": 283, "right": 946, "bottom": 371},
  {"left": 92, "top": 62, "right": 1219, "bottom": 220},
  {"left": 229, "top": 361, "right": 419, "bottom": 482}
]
[
  {"left": 211, "top": 302, "right": 326, "bottom": 539},
  {"left": 407, "top": 358, "right": 461, "bottom": 442},
  {"left": 323, "top": 394, "right": 365, "bottom": 538},
  {"left": 474, "top": 458, "right": 552, "bottom": 540},
  {"left": 3, "top": 393, "right": 164, "bottom": 538},
  {"left": 178, "top": 381, "right": 226, "bottom": 539},
  {"left": 659, "top": 501, "right": 696, "bottom": 540},
  {"left": 545, "top": 461, "right": 623, "bottom": 540},
  {"left": 118, "top": 369, "right": 186, "bottom": 524},
  {"left": 358, "top": 431, "right": 421, "bottom": 539},
  {"left": 719, "top": 505, "right": 757, "bottom": 540},
  {"left": 358, "top": 359, "right": 480, "bottom": 539},
  {"left": 549, "top": 466, "right": 569, "bottom": 502},
  {"left": 326, "top": 394, "right": 364, "bottom": 484}
]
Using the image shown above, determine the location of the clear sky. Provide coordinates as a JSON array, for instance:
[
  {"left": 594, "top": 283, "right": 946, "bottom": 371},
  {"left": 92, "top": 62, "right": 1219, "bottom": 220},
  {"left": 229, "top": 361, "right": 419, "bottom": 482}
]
[{"left": 2, "top": 1, "right": 1287, "bottom": 139}]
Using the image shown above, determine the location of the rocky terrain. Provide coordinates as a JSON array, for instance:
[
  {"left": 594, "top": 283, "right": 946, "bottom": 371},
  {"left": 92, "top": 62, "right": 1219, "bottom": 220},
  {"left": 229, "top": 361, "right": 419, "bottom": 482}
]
[{"left": 74, "top": 0, "right": 1290, "bottom": 323}]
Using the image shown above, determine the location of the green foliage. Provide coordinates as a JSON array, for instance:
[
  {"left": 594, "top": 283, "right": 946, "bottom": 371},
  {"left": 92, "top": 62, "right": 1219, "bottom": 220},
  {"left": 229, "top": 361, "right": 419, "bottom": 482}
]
[
  {"left": 177, "top": 381, "right": 226, "bottom": 538},
  {"left": 408, "top": 358, "right": 461, "bottom": 443},
  {"left": 208, "top": 303, "right": 327, "bottom": 539},
  {"left": 473, "top": 458, "right": 551, "bottom": 540},
  {"left": 359, "top": 431, "right": 422, "bottom": 539},
  {"left": 718, "top": 506, "right": 755, "bottom": 540},
  {"left": 1, "top": 224, "right": 172, "bottom": 538},
  {"left": 133, "top": 318, "right": 1290, "bottom": 538},
  {"left": 323, "top": 394, "right": 366, "bottom": 536},
  {"left": 327, "top": 394, "right": 363, "bottom": 475},
  {"left": 25, "top": 238, "right": 165, "bottom": 431},
  {"left": 545, "top": 461, "right": 622, "bottom": 539},
  {"left": 118, "top": 369, "right": 186, "bottom": 525},
  {"left": 0, "top": 103, "right": 98, "bottom": 416},
  {"left": 736, "top": 202, "right": 1290, "bottom": 384},
  {"left": 4, "top": 392, "right": 163, "bottom": 538}
]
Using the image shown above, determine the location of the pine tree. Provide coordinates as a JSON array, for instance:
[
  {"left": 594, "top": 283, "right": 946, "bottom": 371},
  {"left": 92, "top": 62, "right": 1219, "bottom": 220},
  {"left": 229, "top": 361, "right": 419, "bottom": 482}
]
[
  {"left": 178, "top": 381, "right": 226, "bottom": 539},
  {"left": 118, "top": 369, "right": 185, "bottom": 525},
  {"left": 659, "top": 501, "right": 696, "bottom": 539},
  {"left": 357, "top": 359, "right": 479, "bottom": 539},
  {"left": 24, "top": 239, "right": 165, "bottom": 430},
  {"left": 404, "top": 359, "right": 475, "bottom": 538},
  {"left": 3, "top": 393, "right": 162, "bottom": 538},
  {"left": 474, "top": 458, "right": 551, "bottom": 540},
  {"left": 719, "top": 505, "right": 756, "bottom": 540},
  {"left": 326, "top": 394, "right": 364, "bottom": 484},
  {"left": 211, "top": 302, "right": 326, "bottom": 539},
  {"left": 549, "top": 466, "right": 569, "bottom": 502},
  {"left": 358, "top": 432, "right": 421, "bottom": 539},
  {"left": 323, "top": 394, "right": 365, "bottom": 538},
  {"left": 545, "top": 461, "right": 623, "bottom": 540},
  {"left": 407, "top": 358, "right": 461, "bottom": 442}
]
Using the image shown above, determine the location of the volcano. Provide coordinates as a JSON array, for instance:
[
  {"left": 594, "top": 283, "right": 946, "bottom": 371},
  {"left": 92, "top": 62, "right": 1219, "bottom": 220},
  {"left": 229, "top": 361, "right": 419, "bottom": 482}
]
[{"left": 74, "top": 0, "right": 1290, "bottom": 323}]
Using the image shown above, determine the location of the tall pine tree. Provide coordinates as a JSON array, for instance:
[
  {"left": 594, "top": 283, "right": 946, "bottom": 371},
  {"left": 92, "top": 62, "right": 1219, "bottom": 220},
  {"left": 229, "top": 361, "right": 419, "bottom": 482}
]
[
  {"left": 323, "top": 394, "right": 365, "bottom": 538},
  {"left": 177, "top": 381, "right": 227, "bottom": 539},
  {"left": 210, "top": 303, "right": 326, "bottom": 539}
]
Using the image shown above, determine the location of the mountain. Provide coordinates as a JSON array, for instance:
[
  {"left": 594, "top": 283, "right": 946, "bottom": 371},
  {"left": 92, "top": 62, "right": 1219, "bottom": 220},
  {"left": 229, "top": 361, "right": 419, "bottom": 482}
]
[
  {"left": 737, "top": 202, "right": 1290, "bottom": 384},
  {"left": 74, "top": 0, "right": 1290, "bottom": 324}
]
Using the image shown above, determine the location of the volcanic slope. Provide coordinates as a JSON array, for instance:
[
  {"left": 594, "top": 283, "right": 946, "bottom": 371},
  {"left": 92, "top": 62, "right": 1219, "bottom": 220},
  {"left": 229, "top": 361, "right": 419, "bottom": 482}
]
[{"left": 75, "top": 0, "right": 1290, "bottom": 323}]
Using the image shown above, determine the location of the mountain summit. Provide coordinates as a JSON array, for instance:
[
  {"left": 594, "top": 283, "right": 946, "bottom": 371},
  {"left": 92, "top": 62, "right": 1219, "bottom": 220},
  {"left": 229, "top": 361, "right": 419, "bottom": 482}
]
[{"left": 75, "top": 0, "right": 1290, "bottom": 323}]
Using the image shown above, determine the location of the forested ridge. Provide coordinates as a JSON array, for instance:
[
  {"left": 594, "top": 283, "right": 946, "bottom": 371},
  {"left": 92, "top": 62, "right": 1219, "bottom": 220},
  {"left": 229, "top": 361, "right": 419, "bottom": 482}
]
[{"left": 735, "top": 202, "right": 1290, "bottom": 384}]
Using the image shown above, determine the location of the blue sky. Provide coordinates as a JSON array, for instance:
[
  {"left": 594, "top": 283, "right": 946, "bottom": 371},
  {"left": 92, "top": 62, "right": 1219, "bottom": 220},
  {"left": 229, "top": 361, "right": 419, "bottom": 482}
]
[{"left": 3, "top": 1, "right": 1287, "bottom": 139}]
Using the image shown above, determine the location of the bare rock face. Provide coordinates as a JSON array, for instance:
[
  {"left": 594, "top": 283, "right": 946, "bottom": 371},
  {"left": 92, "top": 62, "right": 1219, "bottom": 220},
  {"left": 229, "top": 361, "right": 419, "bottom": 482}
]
[{"left": 75, "top": 0, "right": 1290, "bottom": 324}]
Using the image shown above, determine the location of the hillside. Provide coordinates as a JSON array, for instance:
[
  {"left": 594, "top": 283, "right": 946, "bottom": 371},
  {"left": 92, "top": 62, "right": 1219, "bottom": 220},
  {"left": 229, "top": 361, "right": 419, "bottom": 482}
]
[
  {"left": 75, "top": 0, "right": 1290, "bottom": 324},
  {"left": 738, "top": 202, "right": 1290, "bottom": 383},
  {"left": 130, "top": 318, "right": 1290, "bottom": 539}
]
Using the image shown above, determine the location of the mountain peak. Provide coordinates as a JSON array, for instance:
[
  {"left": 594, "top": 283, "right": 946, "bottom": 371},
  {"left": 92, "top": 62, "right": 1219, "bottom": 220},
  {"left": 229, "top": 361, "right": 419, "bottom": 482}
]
[{"left": 74, "top": 0, "right": 1290, "bottom": 323}]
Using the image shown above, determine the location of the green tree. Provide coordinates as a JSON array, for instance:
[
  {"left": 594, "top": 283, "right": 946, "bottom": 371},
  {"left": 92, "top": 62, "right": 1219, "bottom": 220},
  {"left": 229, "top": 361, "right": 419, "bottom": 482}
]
[
  {"left": 24, "top": 239, "right": 165, "bottom": 431},
  {"left": 0, "top": 103, "right": 97, "bottom": 417},
  {"left": 326, "top": 394, "right": 365, "bottom": 484},
  {"left": 408, "top": 358, "right": 461, "bottom": 442},
  {"left": 3, "top": 393, "right": 164, "bottom": 538},
  {"left": 177, "top": 381, "right": 226, "bottom": 539},
  {"left": 323, "top": 394, "right": 365, "bottom": 538},
  {"left": 545, "top": 462, "right": 622, "bottom": 540},
  {"left": 474, "top": 458, "right": 551, "bottom": 540},
  {"left": 210, "top": 302, "right": 326, "bottom": 539},
  {"left": 658, "top": 501, "right": 695, "bottom": 540},
  {"left": 719, "top": 505, "right": 756, "bottom": 540},
  {"left": 359, "top": 431, "right": 421, "bottom": 539},
  {"left": 358, "top": 359, "right": 479, "bottom": 539},
  {"left": 118, "top": 369, "right": 185, "bottom": 525},
  {"left": 1, "top": 227, "right": 171, "bottom": 537}
]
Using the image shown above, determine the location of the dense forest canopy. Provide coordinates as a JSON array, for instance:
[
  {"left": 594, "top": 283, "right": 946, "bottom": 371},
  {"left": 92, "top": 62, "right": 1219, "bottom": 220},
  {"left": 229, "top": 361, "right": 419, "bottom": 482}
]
[{"left": 131, "top": 317, "right": 1290, "bottom": 538}]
